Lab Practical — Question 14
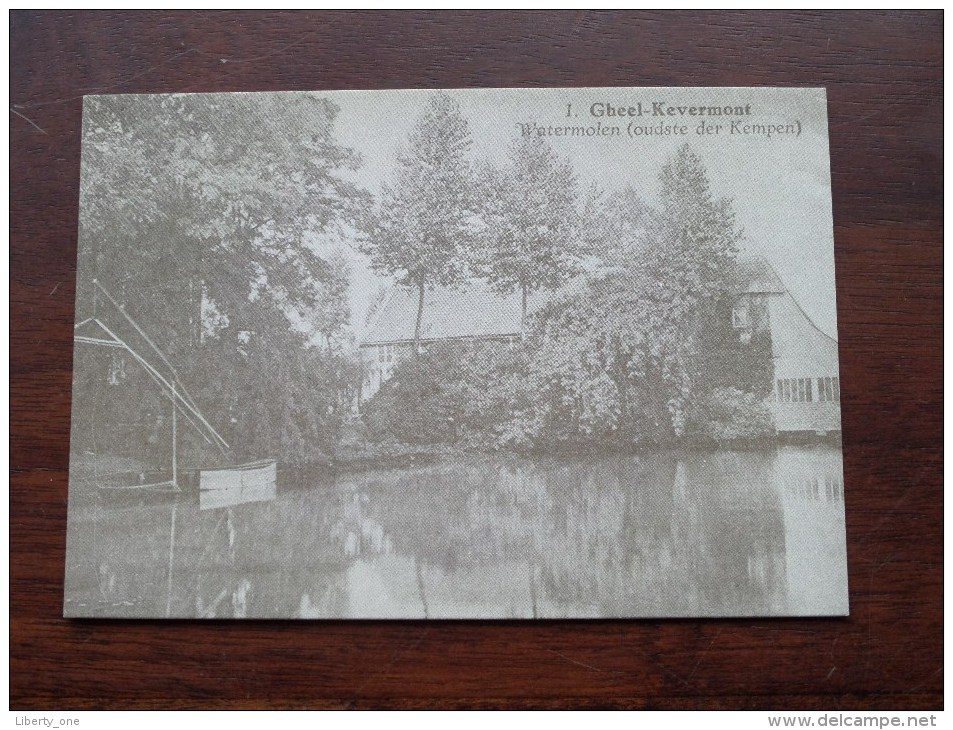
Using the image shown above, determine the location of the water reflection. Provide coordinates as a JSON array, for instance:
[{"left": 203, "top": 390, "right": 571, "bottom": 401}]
[{"left": 63, "top": 446, "right": 848, "bottom": 618}]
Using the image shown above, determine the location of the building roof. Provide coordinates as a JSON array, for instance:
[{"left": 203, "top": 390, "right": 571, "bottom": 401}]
[
  {"left": 731, "top": 255, "right": 838, "bottom": 342},
  {"left": 361, "top": 286, "right": 550, "bottom": 345},
  {"left": 728, "top": 254, "right": 786, "bottom": 295},
  {"left": 359, "top": 255, "right": 824, "bottom": 346}
]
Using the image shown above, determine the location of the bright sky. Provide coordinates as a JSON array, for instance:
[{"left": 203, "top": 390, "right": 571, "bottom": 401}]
[{"left": 310, "top": 87, "right": 839, "bottom": 340}]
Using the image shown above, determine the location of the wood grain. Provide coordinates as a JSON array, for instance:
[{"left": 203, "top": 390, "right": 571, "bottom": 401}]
[{"left": 10, "top": 10, "right": 942, "bottom": 710}]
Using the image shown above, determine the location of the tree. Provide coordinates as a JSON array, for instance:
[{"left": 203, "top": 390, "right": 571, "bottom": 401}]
[
  {"left": 638, "top": 143, "right": 743, "bottom": 433},
  {"left": 581, "top": 183, "right": 652, "bottom": 267},
  {"left": 502, "top": 144, "right": 745, "bottom": 444},
  {"left": 636, "top": 144, "right": 742, "bottom": 299},
  {"left": 475, "top": 137, "right": 580, "bottom": 331},
  {"left": 80, "top": 93, "right": 367, "bottom": 355},
  {"left": 360, "top": 92, "right": 475, "bottom": 354},
  {"left": 76, "top": 93, "right": 369, "bottom": 464},
  {"left": 307, "top": 247, "right": 352, "bottom": 353}
]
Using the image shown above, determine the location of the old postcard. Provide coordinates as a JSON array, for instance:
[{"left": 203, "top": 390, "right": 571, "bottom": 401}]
[{"left": 64, "top": 87, "right": 847, "bottom": 618}]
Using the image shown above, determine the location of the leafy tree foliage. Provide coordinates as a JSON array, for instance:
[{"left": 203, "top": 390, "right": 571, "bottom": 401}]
[
  {"left": 307, "top": 247, "right": 352, "bottom": 353},
  {"left": 474, "top": 137, "right": 580, "bottom": 329},
  {"left": 685, "top": 387, "right": 775, "bottom": 443},
  {"left": 527, "top": 143, "right": 745, "bottom": 440},
  {"left": 362, "top": 144, "right": 771, "bottom": 450},
  {"left": 359, "top": 93, "right": 476, "bottom": 353},
  {"left": 643, "top": 144, "right": 742, "bottom": 301},
  {"left": 361, "top": 341, "right": 535, "bottom": 449},
  {"left": 76, "top": 93, "right": 367, "bottom": 465},
  {"left": 362, "top": 343, "right": 469, "bottom": 445}
]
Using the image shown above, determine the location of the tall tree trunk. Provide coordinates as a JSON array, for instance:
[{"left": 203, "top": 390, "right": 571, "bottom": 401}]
[
  {"left": 611, "top": 338, "right": 629, "bottom": 443},
  {"left": 189, "top": 274, "right": 203, "bottom": 350},
  {"left": 414, "top": 279, "right": 425, "bottom": 356},
  {"left": 520, "top": 282, "right": 528, "bottom": 340},
  {"left": 189, "top": 223, "right": 203, "bottom": 350}
]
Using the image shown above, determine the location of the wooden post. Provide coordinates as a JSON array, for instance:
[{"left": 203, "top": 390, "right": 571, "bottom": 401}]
[
  {"left": 521, "top": 282, "right": 528, "bottom": 340},
  {"left": 414, "top": 279, "right": 425, "bottom": 355}
]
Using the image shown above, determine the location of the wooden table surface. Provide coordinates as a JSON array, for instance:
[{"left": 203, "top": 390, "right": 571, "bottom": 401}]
[{"left": 10, "top": 11, "right": 942, "bottom": 710}]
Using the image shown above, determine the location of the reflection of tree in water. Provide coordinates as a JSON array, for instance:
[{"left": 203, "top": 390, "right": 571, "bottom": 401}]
[
  {"left": 354, "top": 451, "right": 788, "bottom": 617},
  {"left": 65, "top": 500, "right": 186, "bottom": 617},
  {"left": 66, "top": 485, "right": 357, "bottom": 617},
  {"left": 674, "top": 451, "right": 787, "bottom": 616},
  {"left": 203, "top": 487, "right": 360, "bottom": 617},
  {"left": 535, "top": 452, "right": 787, "bottom": 616},
  {"left": 360, "top": 459, "right": 551, "bottom": 572},
  {"left": 536, "top": 454, "right": 679, "bottom": 615},
  {"left": 66, "top": 449, "right": 805, "bottom": 618}
]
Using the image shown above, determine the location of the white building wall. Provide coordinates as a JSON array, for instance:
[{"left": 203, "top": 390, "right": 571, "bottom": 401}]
[{"left": 767, "top": 293, "right": 842, "bottom": 433}]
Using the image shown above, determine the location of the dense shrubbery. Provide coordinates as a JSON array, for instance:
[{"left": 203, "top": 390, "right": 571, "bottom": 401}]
[
  {"left": 75, "top": 94, "right": 366, "bottom": 469},
  {"left": 72, "top": 331, "right": 360, "bottom": 468},
  {"left": 685, "top": 387, "right": 775, "bottom": 443},
  {"left": 191, "top": 336, "right": 360, "bottom": 466},
  {"left": 361, "top": 344, "right": 468, "bottom": 445},
  {"left": 360, "top": 294, "right": 776, "bottom": 452},
  {"left": 359, "top": 144, "right": 779, "bottom": 453},
  {"left": 361, "top": 342, "right": 532, "bottom": 448}
]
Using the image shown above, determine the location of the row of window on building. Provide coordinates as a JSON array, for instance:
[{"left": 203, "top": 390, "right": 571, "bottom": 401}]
[
  {"left": 776, "top": 376, "right": 840, "bottom": 403},
  {"left": 785, "top": 474, "right": 843, "bottom": 501},
  {"left": 374, "top": 336, "right": 523, "bottom": 364},
  {"left": 377, "top": 343, "right": 397, "bottom": 363}
]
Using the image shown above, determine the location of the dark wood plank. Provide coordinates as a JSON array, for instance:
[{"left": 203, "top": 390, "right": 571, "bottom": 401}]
[{"left": 10, "top": 10, "right": 942, "bottom": 710}]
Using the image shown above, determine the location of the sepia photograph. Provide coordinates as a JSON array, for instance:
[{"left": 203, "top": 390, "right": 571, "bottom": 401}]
[{"left": 64, "top": 87, "right": 847, "bottom": 619}]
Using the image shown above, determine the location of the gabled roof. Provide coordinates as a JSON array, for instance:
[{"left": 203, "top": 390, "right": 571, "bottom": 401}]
[
  {"left": 728, "top": 254, "right": 786, "bottom": 295},
  {"left": 359, "top": 256, "right": 798, "bottom": 346},
  {"left": 361, "top": 286, "right": 547, "bottom": 346}
]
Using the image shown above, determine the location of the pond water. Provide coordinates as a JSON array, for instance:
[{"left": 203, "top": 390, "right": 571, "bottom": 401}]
[{"left": 64, "top": 445, "right": 848, "bottom": 619}]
